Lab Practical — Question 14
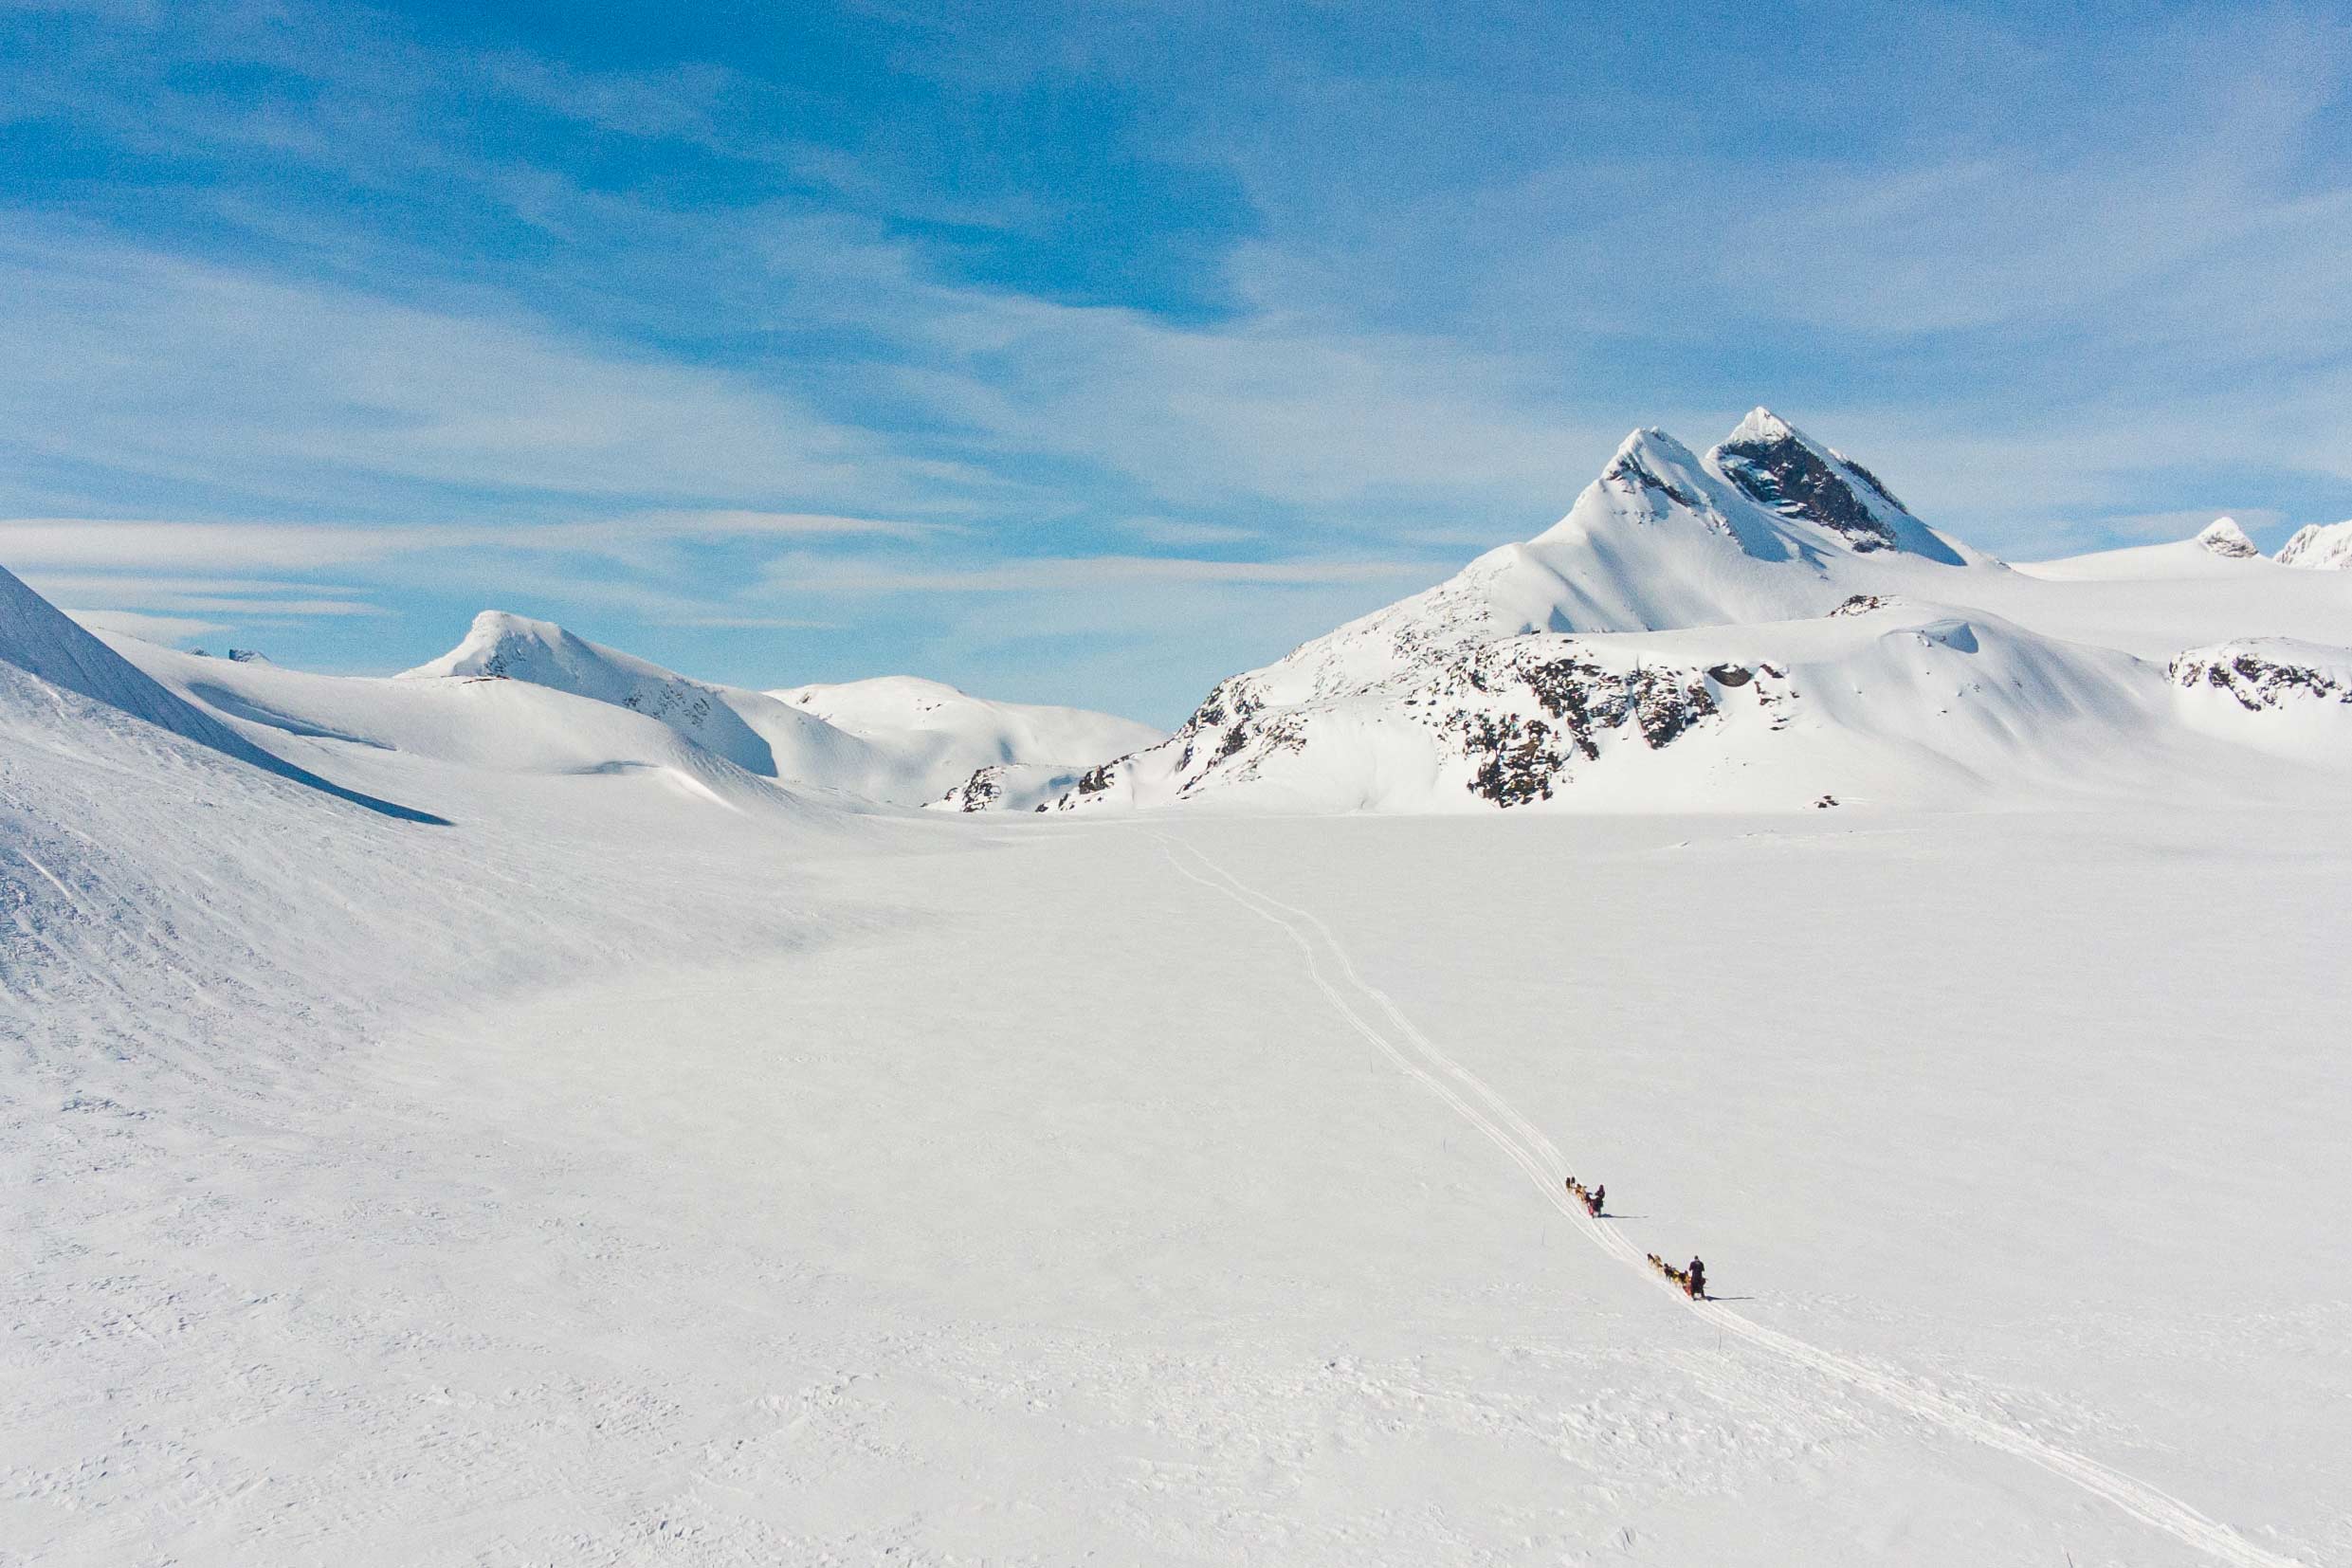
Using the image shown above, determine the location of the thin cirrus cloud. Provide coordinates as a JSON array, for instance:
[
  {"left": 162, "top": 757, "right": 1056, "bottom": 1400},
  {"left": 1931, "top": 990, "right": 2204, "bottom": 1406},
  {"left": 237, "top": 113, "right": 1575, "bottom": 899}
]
[
  {"left": 63, "top": 610, "right": 235, "bottom": 644},
  {"left": 71, "top": 593, "right": 379, "bottom": 616},
  {"left": 0, "top": 513, "right": 951, "bottom": 572},
  {"left": 756, "top": 553, "right": 1441, "bottom": 597},
  {"left": 1117, "top": 518, "right": 1264, "bottom": 548},
  {"left": 0, "top": 232, "right": 959, "bottom": 515}
]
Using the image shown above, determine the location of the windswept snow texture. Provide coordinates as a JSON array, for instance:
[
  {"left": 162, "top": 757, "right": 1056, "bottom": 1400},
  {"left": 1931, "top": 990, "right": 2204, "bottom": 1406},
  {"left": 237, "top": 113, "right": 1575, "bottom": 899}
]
[{"left": 978, "top": 410, "right": 2352, "bottom": 815}]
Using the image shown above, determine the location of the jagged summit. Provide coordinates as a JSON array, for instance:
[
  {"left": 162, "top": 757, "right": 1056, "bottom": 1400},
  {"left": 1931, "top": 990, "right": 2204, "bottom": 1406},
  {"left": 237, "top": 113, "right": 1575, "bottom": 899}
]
[
  {"left": 1536, "top": 408, "right": 1969, "bottom": 571},
  {"left": 2196, "top": 518, "right": 2261, "bottom": 558},
  {"left": 1708, "top": 407, "right": 1919, "bottom": 556},
  {"left": 1726, "top": 406, "right": 1797, "bottom": 446},
  {"left": 1590, "top": 428, "right": 1715, "bottom": 523},
  {"left": 942, "top": 407, "right": 2061, "bottom": 815}
]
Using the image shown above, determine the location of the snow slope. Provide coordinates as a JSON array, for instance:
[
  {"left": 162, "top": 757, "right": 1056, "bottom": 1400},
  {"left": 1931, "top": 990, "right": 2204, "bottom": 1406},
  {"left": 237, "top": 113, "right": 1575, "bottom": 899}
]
[
  {"left": 399, "top": 610, "right": 884, "bottom": 790},
  {"left": 956, "top": 411, "right": 2352, "bottom": 815},
  {"left": 107, "top": 633, "right": 845, "bottom": 829},
  {"left": 0, "top": 563, "right": 445, "bottom": 823}
]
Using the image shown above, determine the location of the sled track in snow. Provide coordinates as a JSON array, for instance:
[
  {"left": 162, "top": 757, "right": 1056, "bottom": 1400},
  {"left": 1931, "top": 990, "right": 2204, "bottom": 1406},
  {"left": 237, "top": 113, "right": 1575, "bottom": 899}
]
[{"left": 1158, "top": 835, "right": 2310, "bottom": 1568}]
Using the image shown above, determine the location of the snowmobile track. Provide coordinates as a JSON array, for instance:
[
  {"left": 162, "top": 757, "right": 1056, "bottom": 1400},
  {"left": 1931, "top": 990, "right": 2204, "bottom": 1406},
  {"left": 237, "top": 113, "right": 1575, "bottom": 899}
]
[{"left": 1158, "top": 834, "right": 2310, "bottom": 1568}]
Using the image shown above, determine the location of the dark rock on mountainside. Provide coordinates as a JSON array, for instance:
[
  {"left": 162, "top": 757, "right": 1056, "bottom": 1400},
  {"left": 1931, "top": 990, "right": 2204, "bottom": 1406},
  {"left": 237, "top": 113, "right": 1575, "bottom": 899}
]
[
  {"left": 1714, "top": 422, "right": 1900, "bottom": 553},
  {"left": 2171, "top": 642, "right": 2350, "bottom": 711}
]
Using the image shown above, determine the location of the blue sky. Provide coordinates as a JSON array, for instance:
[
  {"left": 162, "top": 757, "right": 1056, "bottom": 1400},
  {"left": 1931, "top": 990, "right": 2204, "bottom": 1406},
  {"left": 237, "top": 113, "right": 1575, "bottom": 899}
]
[{"left": 3, "top": 0, "right": 2349, "bottom": 723}]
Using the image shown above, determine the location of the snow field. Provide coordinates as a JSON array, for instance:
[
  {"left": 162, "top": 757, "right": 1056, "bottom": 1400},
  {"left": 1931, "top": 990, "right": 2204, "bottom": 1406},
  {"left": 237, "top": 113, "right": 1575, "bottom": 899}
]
[{"left": 13, "top": 788, "right": 2344, "bottom": 1564}]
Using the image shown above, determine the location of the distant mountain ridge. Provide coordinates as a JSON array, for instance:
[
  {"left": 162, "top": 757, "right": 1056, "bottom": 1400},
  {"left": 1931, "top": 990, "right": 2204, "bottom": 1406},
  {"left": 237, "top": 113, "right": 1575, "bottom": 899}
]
[
  {"left": 392, "top": 610, "right": 1158, "bottom": 806},
  {"left": 944, "top": 408, "right": 2352, "bottom": 814}
]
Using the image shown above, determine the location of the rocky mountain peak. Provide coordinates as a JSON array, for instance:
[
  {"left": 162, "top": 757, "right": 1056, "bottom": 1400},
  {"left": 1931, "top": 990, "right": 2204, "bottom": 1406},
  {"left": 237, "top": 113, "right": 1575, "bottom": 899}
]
[
  {"left": 1709, "top": 408, "right": 1901, "bottom": 553},
  {"left": 2195, "top": 518, "right": 2260, "bottom": 558},
  {"left": 2276, "top": 520, "right": 2352, "bottom": 572},
  {"left": 1596, "top": 428, "right": 1712, "bottom": 518},
  {"left": 1726, "top": 406, "right": 1796, "bottom": 446}
]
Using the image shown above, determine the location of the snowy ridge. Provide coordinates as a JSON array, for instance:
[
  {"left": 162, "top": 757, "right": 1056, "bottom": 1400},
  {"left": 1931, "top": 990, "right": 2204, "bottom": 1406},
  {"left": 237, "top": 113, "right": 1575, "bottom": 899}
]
[
  {"left": 1013, "top": 600, "right": 2188, "bottom": 814},
  {"left": 400, "top": 610, "right": 795, "bottom": 778},
  {"left": 2275, "top": 519, "right": 2352, "bottom": 571},
  {"left": 115, "top": 633, "right": 848, "bottom": 830},
  {"left": 392, "top": 611, "right": 1154, "bottom": 805},
  {"left": 2, "top": 563, "right": 299, "bottom": 763}
]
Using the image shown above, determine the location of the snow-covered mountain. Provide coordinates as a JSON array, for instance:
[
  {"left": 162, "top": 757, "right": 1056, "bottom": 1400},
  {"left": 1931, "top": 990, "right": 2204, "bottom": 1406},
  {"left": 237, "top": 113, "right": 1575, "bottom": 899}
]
[
  {"left": 2277, "top": 519, "right": 2352, "bottom": 571},
  {"left": 775, "top": 675, "right": 1160, "bottom": 798},
  {"left": 402, "top": 611, "right": 792, "bottom": 777},
  {"left": 2194, "top": 517, "right": 2261, "bottom": 558},
  {"left": 951, "top": 410, "right": 2352, "bottom": 814},
  {"left": 391, "top": 611, "right": 1154, "bottom": 806}
]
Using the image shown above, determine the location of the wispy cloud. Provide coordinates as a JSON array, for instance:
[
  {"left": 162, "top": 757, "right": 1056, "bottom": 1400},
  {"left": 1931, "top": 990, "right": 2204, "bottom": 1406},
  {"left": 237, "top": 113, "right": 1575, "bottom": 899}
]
[
  {"left": 64, "top": 608, "right": 231, "bottom": 642},
  {"left": 0, "top": 520, "right": 439, "bottom": 571},
  {"left": 1117, "top": 517, "right": 1263, "bottom": 547},
  {"left": 757, "top": 553, "right": 1440, "bottom": 595},
  {"left": 0, "top": 510, "right": 952, "bottom": 571},
  {"left": 662, "top": 613, "right": 838, "bottom": 630},
  {"left": 0, "top": 229, "right": 966, "bottom": 515}
]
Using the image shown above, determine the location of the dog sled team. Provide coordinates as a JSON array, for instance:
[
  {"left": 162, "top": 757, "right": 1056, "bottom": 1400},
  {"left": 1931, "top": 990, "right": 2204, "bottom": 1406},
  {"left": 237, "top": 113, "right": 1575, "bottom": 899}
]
[
  {"left": 1646, "top": 1252, "right": 1706, "bottom": 1300},
  {"left": 1564, "top": 1176, "right": 1604, "bottom": 1217},
  {"left": 1568, "top": 1176, "right": 1707, "bottom": 1299}
]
